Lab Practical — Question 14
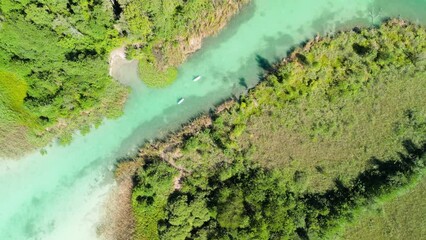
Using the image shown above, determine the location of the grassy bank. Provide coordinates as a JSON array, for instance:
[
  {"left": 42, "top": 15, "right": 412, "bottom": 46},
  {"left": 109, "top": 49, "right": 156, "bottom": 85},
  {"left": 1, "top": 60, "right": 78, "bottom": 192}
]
[
  {"left": 0, "top": 0, "right": 247, "bottom": 157},
  {"left": 123, "top": 20, "right": 426, "bottom": 239},
  {"left": 120, "top": 0, "right": 250, "bottom": 87},
  {"left": 338, "top": 174, "right": 426, "bottom": 240},
  {"left": 0, "top": 0, "right": 129, "bottom": 157}
]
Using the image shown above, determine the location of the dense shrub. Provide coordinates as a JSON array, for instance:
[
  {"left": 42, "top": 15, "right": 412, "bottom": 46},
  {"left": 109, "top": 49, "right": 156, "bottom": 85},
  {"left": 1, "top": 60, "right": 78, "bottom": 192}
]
[
  {"left": 119, "top": 0, "right": 249, "bottom": 86},
  {"left": 0, "top": 0, "right": 247, "bottom": 156},
  {"left": 129, "top": 20, "right": 426, "bottom": 239}
]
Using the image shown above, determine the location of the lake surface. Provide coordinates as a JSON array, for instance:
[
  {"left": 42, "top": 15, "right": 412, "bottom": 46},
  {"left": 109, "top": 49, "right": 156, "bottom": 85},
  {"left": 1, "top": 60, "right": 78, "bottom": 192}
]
[{"left": 0, "top": 0, "right": 425, "bottom": 239}]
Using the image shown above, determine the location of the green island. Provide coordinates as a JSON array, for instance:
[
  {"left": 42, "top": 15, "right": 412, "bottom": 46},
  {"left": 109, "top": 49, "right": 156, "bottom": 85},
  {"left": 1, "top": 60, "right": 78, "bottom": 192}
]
[
  {"left": 117, "top": 20, "right": 426, "bottom": 239},
  {"left": 0, "top": 0, "right": 247, "bottom": 157}
]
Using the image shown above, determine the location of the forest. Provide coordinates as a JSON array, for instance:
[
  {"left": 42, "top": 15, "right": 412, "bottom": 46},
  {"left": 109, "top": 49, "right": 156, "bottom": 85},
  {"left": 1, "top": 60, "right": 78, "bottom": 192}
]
[
  {"left": 0, "top": 0, "right": 247, "bottom": 157},
  {"left": 0, "top": 0, "right": 129, "bottom": 156},
  {"left": 123, "top": 20, "right": 426, "bottom": 239}
]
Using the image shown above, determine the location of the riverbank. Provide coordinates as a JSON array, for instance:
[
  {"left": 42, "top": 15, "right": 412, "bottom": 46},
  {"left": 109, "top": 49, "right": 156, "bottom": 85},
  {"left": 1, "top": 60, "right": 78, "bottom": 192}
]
[
  {"left": 126, "top": 0, "right": 251, "bottom": 87},
  {"left": 109, "top": 47, "right": 140, "bottom": 87},
  {"left": 0, "top": 0, "right": 131, "bottom": 158},
  {"left": 2, "top": 1, "right": 426, "bottom": 239},
  {"left": 115, "top": 19, "right": 426, "bottom": 239},
  {"left": 0, "top": 1, "right": 250, "bottom": 159}
]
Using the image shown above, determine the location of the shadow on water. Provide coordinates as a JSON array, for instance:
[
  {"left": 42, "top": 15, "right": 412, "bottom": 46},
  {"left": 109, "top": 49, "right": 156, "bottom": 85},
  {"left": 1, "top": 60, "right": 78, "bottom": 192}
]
[
  {"left": 114, "top": 0, "right": 426, "bottom": 174},
  {"left": 114, "top": 89, "right": 236, "bottom": 161},
  {"left": 198, "top": 1, "right": 257, "bottom": 50},
  {"left": 371, "top": 0, "right": 426, "bottom": 24},
  {"left": 210, "top": 31, "right": 298, "bottom": 93},
  {"left": 255, "top": 54, "right": 273, "bottom": 72},
  {"left": 309, "top": 9, "right": 338, "bottom": 34},
  {"left": 238, "top": 78, "right": 248, "bottom": 89},
  {"left": 263, "top": 32, "right": 296, "bottom": 60}
]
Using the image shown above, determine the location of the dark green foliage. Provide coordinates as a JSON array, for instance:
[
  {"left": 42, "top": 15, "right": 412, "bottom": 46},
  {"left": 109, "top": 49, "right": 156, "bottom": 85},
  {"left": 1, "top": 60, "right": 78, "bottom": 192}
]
[
  {"left": 119, "top": 0, "right": 248, "bottom": 87},
  {"left": 341, "top": 174, "right": 426, "bottom": 240},
  {"left": 132, "top": 159, "right": 179, "bottom": 240},
  {"left": 159, "top": 195, "right": 211, "bottom": 239},
  {"left": 133, "top": 142, "right": 426, "bottom": 239},
  {"left": 302, "top": 141, "right": 426, "bottom": 239},
  {"left": 0, "top": 0, "right": 248, "bottom": 155},
  {"left": 0, "top": 0, "right": 128, "bottom": 156},
  {"left": 130, "top": 21, "right": 426, "bottom": 239}
]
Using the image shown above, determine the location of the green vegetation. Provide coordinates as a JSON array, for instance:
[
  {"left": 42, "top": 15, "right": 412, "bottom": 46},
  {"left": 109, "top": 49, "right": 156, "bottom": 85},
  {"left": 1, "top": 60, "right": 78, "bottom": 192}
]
[
  {"left": 119, "top": 0, "right": 249, "bottom": 87},
  {"left": 0, "top": 0, "right": 247, "bottom": 156},
  {"left": 339, "top": 175, "right": 426, "bottom": 240},
  {"left": 0, "top": 0, "right": 129, "bottom": 156},
  {"left": 0, "top": 70, "right": 38, "bottom": 153},
  {"left": 132, "top": 159, "right": 178, "bottom": 239},
  {"left": 138, "top": 63, "right": 178, "bottom": 88},
  {"left": 0, "top": 71, "right": 27, "bottom": 111},
  {"left": 129, "top": 20, "right": 426, "bottom": 239}
]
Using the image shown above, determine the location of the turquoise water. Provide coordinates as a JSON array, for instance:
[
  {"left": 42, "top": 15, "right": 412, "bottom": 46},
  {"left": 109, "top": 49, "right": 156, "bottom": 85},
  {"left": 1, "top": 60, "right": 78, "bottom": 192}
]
[{"left": 0, "top": 0, "right": 425, "bottom": 239}]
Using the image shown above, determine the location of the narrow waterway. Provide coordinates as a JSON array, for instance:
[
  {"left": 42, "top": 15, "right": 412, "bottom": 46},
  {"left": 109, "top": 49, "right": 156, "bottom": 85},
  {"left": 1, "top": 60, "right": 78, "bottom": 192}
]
[{"left": 0, "top": 0, "right": 425, "bottom": 239}]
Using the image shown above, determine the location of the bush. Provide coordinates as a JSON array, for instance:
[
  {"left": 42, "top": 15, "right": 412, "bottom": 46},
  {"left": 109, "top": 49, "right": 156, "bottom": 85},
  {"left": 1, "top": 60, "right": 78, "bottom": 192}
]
[
  {"left": 138, "top": 61, "right": 178, "bottom": 88},
  {"left": 128, "top": 20, "right": 426, "bottom": 239}
]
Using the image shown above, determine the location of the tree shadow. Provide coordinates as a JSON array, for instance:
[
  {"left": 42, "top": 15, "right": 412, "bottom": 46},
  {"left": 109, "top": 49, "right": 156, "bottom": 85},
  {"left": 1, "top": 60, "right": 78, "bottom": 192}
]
[
  {"left": 255, "top": 54, "right": 274, "bottom": 72},
  {"left": 300, "top": 140, "right": 426, "bottom": 238},
  {"left": 238, "top": 77, "right": 248, "bottom": 89},
  {"left": 111, "top": 0, "right": 123, "bottom": 20}
]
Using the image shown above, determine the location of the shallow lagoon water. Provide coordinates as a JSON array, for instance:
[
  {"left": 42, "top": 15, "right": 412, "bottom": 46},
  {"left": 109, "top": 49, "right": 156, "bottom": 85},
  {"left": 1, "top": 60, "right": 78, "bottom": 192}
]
[{"left": 0, "top": 0, "right": 425, "bottom": 239}]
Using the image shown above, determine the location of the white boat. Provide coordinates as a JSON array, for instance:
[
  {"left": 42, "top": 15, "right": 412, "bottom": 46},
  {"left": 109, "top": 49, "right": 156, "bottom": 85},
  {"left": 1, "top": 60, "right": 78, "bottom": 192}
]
[
  {"left": 177, "top": 98, "right": 185, "bottom": 104},
  {"left": 193, "top": 76, "right": 202, "bottom": 82}
]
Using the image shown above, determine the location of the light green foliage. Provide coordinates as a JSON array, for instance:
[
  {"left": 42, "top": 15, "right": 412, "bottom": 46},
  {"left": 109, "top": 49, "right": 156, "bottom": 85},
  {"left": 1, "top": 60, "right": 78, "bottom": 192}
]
[
  {"left": 0, "top": 0, "right": 128, "bottom": 156},
  {"left": 0, "top": 0, "right": 247, "bottom": 155},
  {"left": 138, "top": 62, "right": 178, "bottom": 88},
  {"left": 340, "top": 175, "right": 426, "bottom": 240},
  {"left": 130, "top": 21, "right": 426, "bottom": 239},
  {"left": 0, "top": 71, "right": 28, "bottom": 111},
  {"left": 123, "top": 1, "right": 153, "bottom": 39},
  {"left": 233, "top": 20, "right": 426, "bottom": 191},
  {"left": 120, "top": 0, "right": 248, "bottom": 87},
  {"left": 0, "top": 70, "right": 39, "bottom": 156}
]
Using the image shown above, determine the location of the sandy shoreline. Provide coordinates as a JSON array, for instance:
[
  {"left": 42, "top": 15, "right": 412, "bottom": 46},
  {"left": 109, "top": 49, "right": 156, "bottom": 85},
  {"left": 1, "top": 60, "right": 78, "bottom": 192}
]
[{"left": 109, "top": 47, "right": 141, "bottom": 87}]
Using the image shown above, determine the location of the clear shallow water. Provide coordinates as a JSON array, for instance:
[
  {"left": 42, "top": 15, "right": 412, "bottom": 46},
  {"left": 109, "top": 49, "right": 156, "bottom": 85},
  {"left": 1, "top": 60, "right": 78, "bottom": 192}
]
[{"left": 0, "top": 0, "right": 425, "bottom": 239}]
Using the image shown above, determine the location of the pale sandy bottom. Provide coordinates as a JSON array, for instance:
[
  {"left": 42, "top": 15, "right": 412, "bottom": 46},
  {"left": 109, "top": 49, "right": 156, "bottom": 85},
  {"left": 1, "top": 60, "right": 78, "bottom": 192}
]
[{"left": 109, "top": 47, "right": 140, "bottom": 87}]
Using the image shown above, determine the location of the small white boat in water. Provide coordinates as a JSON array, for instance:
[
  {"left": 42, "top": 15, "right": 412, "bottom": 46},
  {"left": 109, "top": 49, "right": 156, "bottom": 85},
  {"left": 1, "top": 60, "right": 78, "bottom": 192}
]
[
  {"left": 177, "top": 98, "right": 185, "bottom": 104},
  {"left": 193, "top": 76, "right": 202, "bottom": 82}
]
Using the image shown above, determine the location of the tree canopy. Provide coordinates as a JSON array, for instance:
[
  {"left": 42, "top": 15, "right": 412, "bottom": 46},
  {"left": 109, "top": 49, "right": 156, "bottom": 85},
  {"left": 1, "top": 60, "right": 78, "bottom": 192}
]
[
  {"left": 0, "top": 0, "right": 248, "bottom": 156},
  {"left": 129, "top": 20, "right": 426, "bottom": 239}
]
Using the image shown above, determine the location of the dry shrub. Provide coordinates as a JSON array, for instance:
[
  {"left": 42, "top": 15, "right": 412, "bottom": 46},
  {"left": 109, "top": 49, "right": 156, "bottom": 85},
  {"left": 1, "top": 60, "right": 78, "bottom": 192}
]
[{"left": 98, "top": 177, "right": 135, "bottom": 240}]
